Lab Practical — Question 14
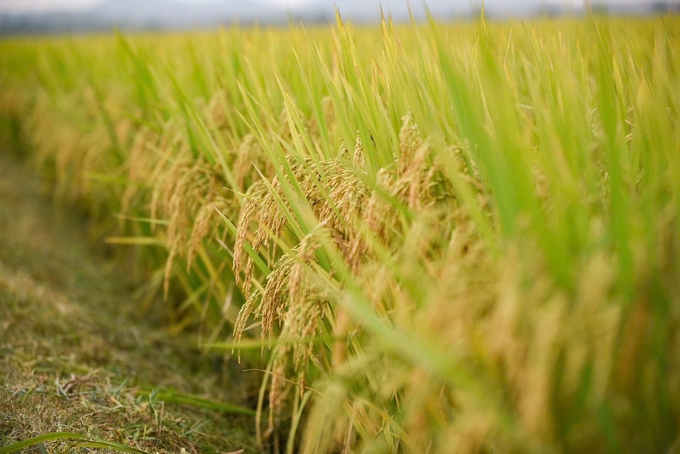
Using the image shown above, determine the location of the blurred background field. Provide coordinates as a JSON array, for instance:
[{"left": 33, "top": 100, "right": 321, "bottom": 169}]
[
  {"left": 1, "top": 6, "right": 679, "bottom": 454},
  {"left": 0, "top": 0, "right": 677, "bottom": 35}
]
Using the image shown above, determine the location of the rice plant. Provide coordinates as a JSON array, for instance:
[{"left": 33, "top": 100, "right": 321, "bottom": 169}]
[{"left": 1, "top": 14, "right": 679, "bottom": 453}]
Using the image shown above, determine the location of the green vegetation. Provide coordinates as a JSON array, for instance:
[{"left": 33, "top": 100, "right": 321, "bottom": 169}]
[{"left": 1, "top": 15, "right": 679, "bottom": 453}]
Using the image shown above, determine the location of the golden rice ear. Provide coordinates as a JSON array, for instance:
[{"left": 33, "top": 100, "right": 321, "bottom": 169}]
[
  {"left": 398, "top": 112, "right": 422, "bottom": 169},
  {"left": 352, "top": 132, "right": 365, "bottom": 169},
  {"left": 187, "top": 196, "right": 233, "bottom": 270},
  {"left": 121, "top": 126, "right": 155, "bottom": 217},
  {"left": 338, "top": 140, "right": 351, "bottom": 161},
  {"left": 149, "top": 152, "right": 231, "bottom": 300},
  {"left": 233, "top": 181, "right": 267, "bottom": 290},
  {"left": 233, "top": 133, "right": 273, "bottom": 191},
  {"left": 233, "top": 287, "right": 261, "bottom": 361}
]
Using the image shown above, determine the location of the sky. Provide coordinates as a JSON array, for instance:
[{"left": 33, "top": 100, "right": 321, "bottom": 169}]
[{"left": 0, "top": 0, "right": 669, "bottom": 14}]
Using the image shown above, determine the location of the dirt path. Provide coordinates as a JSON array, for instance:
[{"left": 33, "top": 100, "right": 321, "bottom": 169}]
[{"left": 0, "top": 152, "right": 258, "bottom": 453}]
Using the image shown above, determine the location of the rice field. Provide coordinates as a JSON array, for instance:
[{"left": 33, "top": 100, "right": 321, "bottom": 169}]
[{"left": 1, "top": 14, "right": 679, "bottom": 453}]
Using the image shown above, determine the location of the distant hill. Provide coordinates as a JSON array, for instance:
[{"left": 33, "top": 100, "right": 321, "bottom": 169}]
[
  {"left": 0, "top": 0, "right": 678, "bottom": 35},
  {"left": 0, "top": 0, "right": 288, "bottom": 34}
]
